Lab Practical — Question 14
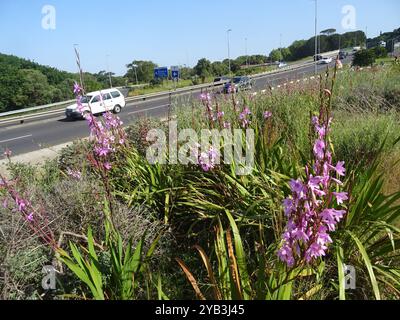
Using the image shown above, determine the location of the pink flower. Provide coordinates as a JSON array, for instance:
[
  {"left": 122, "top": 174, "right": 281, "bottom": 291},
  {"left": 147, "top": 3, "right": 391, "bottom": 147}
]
[
  {"left": 313, "top": 139, "right": 325, "bottom": 160},
  {"left": 332, "top": 161, "right": 346, "bottom": 176},
  {"left": 104, "top": 162, "right": 112, "bottom": 171},
  {"left": 263, "top": 111, "right": 272, "bottom": 119},
  {"left": 16, "top": 197, "right": 27, "bottom": 212},
  {"left": 67, "top": 168, "right": 82, "bottom": 180},
  {"left": 73, "top": 82, "right": 82, "bottom": 95},
  {"left": 27, "top": 212, "right": 34, "bottom": 222},
  {"left": 333, "top": 192, "right": 348, "bottom": 205},
  {"left": 290, "top": 179, "right": 307, "bottom": 199},
  {"left": 3, "top": 149, "right": 12, "bottom": 158},
  {"left": 223, "top": 122, "right": 231, "bottom": 129}
]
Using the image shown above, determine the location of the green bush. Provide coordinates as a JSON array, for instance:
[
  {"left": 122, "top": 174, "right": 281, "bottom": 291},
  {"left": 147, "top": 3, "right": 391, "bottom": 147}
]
[{"left": 353, "top": 49, "right": 376, "bottom": 67}]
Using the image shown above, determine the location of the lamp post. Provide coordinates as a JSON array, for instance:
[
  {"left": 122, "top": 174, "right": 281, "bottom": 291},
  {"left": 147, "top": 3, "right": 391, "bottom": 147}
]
[
  {"left": 313, "top": 0, "right": 318, "bottom": 74},
  {"left": 106, "top": 54, "right": 113, "bottom": 88},
  {"left": 227, "top": 29, "right": 232, "bottom": 75},
  {"left": 245, "top": 37, "right": 249, "bottom": 68},
  {"left": 132, "top": 64, "right": 139, "bottom": 85}
]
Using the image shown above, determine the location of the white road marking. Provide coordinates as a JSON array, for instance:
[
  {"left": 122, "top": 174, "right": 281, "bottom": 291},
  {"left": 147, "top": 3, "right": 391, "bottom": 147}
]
[
  {"left": 0, "top": 134, "right": 33, "bottom": 144},
  {"left": 127, "top": 104, "right": 170, "bottom": 115}
]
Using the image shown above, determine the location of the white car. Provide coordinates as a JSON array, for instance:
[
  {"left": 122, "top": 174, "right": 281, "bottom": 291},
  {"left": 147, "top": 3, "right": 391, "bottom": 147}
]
[
  {"left": 318, "top": 57, "right": 333, "bottom": 64},
  {"left": 278, "top": 62, "right": 288, "bottom": 68},
  {"left": 65, "top": 88, "right": 126, "bottom": 119}
]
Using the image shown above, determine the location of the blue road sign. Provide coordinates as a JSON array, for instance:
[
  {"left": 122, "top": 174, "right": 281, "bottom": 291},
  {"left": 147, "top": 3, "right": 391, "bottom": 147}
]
[
  {"left": 171, "top": 70, "right": 179, "bottom": 79},
  {"left": 154, "top": 67, "right": 168, "bottom": 79},
  {"left": 171, "top": 66, "right": 179, "bottom": 80}
]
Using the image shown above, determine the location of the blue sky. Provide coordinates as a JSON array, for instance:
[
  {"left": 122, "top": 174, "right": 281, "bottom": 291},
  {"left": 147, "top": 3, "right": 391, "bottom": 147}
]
[{"left": 0, "top": 0, "right": 399, "bottom": 75}]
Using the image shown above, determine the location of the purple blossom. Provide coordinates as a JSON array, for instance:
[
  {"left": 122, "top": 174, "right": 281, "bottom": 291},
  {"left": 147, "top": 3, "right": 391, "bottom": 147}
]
[
  {"left": 67, "top": 168, "right": 82, "bottom": 180},
  {"left": 223, "top": 122, "right": 231, "bottom": 129},
  {"left": 27, "top": 212, "right": 34, "bottom": 222},
  {"left": 263, "top": 111, "right": 272, "bottom": 119},
  {"left": 332, "top": 161, "right": 346, "bottom": 176},
  {"left": 200, "top": 92, "right": 211, "bottom": 102},
  {"left": 333, "top": 192, "right": 349, "bottom": 205},
  {"left": 313, "top": 139, "right": 325, "bottom": 160},
  {"left": 73, "top": 82, "right": 82, "bottom": 95},
  {"left": 198, "top": 146, "right": 219, "bottom": 172},
  {"left": 3, "top": 149, "right": 12, "bottom": 158},
  {"left": 278, "top": 108, "right": 348, "bottom": 266},
  {"left": 16, "top": 197, "right": 27, "bottom": 212},
  {"left": 290, "top": 179, "right": 307, "bottom": 199}
]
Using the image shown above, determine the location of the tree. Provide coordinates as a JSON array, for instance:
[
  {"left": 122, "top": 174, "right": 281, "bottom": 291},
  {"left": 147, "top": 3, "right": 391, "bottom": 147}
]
[
  {"left": 372, "top": 46, "right": 388, "bottom": 58},
  {"left": 281, "top": 48, "right": 292, "bottom": 61},
  {"left": 353, "top": 49, "right": 376, "bottom": 67},
  {"left": 13, "top": 69, "right": 54, "bottom": 107},
  {"left": 211, "top": 61, "right": 229, "bottom": 76},
  {"left": 321, "top": 28, "right": 337, "bottom": 36},
  {"left": 125, "top": 60, "right": 157, "bottom": 84},
  {"left": 194, "top": 58, "right": 212, "bottom": 82},
  {"left": 269, "top": 49, "right": 283, "bottom": 62}
]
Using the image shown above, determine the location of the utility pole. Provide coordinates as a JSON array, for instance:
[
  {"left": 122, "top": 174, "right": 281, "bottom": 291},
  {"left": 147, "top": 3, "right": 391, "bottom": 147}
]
[
  {"left": 227, "top": 29, "right": 232, "bottom": 75},
  {"left": 314, "top": 0, "right": 318, "bottom": 74},
  {"left": 280, "top": 33, "right": 282, "bottom": 62}
]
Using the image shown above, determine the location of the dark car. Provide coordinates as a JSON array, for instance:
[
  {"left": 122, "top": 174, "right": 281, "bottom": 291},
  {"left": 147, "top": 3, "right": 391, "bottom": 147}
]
[
  {"left": 313, "top": 54, "right": 323, "bottom": 61},
  {"left": 213, "top": 76, "right": 230, "bottom": 84},
  {"left": 223, "top": 76, "right": 253, "bottom": 93},
  {"left": 339, "top": 51, "right": 348, "bottom": 60}
]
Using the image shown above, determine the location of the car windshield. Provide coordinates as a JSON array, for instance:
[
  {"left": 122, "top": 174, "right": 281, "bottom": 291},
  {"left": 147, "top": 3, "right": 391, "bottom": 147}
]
[
  {"left": 233, "top": 77, "right": 242, "bottom": 84},
  {"left": 80, "top": 96, "right": 92, "bottom": 103}
]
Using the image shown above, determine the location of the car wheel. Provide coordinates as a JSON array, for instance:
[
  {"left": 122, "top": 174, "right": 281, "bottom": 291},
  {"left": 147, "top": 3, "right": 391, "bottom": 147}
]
[{"left": 113, "top": 105, "right": 122, "bottom": 114}]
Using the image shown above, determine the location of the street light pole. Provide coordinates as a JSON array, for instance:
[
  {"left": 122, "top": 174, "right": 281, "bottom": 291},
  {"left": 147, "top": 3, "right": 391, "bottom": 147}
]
[
  {"left": 227, "top": 29, "right": 232, "bottom": 75},
  {"left": 132, "top": 64, "right": 139, "bottom": 85},
  {"left": 106, "top": 54, "right": 113, "bottom": 88},
  {"left": 314, "top": 0, "right": 318, "bottom": 74},
  {"left": 245, "top": 37, "right": 248, "bottom": 68}
]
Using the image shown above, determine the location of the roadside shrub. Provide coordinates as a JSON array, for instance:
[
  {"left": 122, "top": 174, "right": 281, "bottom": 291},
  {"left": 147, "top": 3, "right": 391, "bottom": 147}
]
[{"left": 353, "top": 49, "right": 376, "bottom": 67}]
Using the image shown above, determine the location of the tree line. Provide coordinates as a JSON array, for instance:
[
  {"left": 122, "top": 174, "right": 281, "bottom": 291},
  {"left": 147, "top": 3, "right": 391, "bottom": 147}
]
[{"left": 0, "top": 54, "right": 126, "bottom": 113}]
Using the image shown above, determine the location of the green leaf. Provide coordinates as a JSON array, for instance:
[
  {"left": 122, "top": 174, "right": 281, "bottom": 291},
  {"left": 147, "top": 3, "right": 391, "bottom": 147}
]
[{"left": 347, "top": 230, "right": 381, "bottom": 300}]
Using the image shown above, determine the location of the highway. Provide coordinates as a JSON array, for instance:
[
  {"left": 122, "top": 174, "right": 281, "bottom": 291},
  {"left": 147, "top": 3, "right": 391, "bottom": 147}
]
[{"left": 0, "top": 58, "right": 349, "bottom": 157}]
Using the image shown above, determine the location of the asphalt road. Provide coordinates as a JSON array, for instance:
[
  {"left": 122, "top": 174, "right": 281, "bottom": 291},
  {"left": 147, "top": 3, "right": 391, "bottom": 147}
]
[{"left": 0, "top": 58, "right": 349, "bottom": 157}]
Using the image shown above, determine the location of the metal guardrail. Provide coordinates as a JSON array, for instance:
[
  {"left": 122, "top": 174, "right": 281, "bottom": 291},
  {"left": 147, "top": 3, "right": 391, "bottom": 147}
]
[
  {"left": 0, "top": 51, "right": 339, "bottom": 123},
  {"left": 0, "top": 100, "right": 75, "bottom": 118}
]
